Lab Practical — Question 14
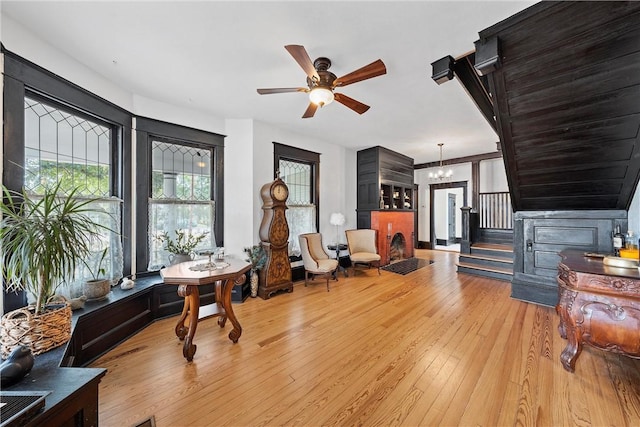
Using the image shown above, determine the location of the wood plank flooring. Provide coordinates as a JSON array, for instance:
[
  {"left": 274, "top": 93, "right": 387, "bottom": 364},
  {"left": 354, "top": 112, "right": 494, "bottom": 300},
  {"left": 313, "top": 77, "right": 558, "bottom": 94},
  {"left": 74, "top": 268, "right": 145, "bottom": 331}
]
[{"left": 91, "top": 249, "right": 640, "bottom": 426}]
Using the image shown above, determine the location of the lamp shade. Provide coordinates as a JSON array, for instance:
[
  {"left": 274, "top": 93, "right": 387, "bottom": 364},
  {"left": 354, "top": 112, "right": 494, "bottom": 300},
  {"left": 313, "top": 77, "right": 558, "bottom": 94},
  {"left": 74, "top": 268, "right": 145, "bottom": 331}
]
[
  {"left": 309, "top": 87, "right": 334, "bottom": 106},
  {"left": 329, "top": 212, "right": 345, "bottom": 226}
]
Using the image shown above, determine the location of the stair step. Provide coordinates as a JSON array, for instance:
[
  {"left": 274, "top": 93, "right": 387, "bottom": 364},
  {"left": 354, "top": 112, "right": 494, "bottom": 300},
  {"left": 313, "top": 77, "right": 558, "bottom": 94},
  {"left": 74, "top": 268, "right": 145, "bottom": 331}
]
[
  {"left": 471, "top": 242, "right": 513, "bottom": 252},
  {"left": 460, "top": 253, "right": 513, "bottom": 264},
  {"left": 457, "top": 262, "right": 513, "bottom": 275},
  {"left": 456, "top": 261, "right": 513, "bottom": 282}
]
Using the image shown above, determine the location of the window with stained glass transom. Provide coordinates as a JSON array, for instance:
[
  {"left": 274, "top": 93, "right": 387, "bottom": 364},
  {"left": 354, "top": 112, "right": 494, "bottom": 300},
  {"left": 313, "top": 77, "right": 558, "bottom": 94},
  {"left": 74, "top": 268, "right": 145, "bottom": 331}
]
[
  {"left": 148, "top": 141, "right": 215, "bottom": 269},
  {"left": 24, "top": 97, "right": 111, "bottom": 197},
  {"left": 23, "top": 96, "right": 123, "bottom": 298},
  {"left": 279, "top": 158, "right": 316, "bottom": 255}
]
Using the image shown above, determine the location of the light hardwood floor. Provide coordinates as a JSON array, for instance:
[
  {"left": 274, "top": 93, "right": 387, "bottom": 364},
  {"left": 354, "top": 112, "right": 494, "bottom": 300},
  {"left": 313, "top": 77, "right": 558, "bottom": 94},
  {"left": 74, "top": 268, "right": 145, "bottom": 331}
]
[{"left": 92, "top": 249, "right": 640, "bottom": 426}]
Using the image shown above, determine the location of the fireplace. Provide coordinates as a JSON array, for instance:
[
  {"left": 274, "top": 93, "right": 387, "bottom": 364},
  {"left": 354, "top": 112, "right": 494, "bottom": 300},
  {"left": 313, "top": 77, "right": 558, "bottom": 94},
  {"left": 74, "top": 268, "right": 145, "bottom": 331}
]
[
  {"left": 369, "top": 210, "right": 415, "bottom": 266},
  {"left": 389, "top": 233, "right": 406, "bottom": 262}
]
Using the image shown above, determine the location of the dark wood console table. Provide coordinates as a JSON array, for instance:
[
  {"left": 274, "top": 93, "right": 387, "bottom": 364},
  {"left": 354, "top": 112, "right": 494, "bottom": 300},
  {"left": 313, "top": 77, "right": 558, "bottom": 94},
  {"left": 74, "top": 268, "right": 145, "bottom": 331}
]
[
  {"left": 161, "top": 258, "right": 250, "bottom": 362},
  {"left": 4, "top": 363, "right": 105, "bottom": 426},
  {"left": 556, "top": 250, "right": 640, "bottom": 372}
]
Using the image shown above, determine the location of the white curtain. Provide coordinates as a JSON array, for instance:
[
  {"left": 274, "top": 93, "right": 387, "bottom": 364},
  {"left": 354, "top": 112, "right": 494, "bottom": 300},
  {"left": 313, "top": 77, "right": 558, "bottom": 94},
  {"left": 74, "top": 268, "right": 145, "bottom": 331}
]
[
  {"left": 57, "top": 198, "right": 124, "bottom": 299},
  {"left": 286, "top": 205, "right": 316, "bottom": 256}
]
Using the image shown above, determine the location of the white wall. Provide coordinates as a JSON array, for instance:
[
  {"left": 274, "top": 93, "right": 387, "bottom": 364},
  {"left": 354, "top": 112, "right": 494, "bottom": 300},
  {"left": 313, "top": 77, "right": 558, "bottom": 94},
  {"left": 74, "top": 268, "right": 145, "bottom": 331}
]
[
  {"left": 224, "top": 119, "right": 255, "bottom": 256},
  {"left": 2, "top": 15, "right": 134, "bottom": 112},
  {"left": 253, "top": 120, "right": 356, "bottom": 246},
  {"left": 1, "top": 14, "right": 353, "bottom": 263},
  {"left": 628, "top": 186, "right": 640, "bottom": 238},
  {"left": 479, "top": 158, "right": 508, "bottom": 193}
]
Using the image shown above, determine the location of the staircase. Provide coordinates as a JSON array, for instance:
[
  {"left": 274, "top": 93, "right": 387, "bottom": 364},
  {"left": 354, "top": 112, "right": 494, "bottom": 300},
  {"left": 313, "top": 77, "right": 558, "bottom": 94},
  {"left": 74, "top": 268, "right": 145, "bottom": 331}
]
[{"left": 457, "top": 229, "right": 513, "bottom": 281}]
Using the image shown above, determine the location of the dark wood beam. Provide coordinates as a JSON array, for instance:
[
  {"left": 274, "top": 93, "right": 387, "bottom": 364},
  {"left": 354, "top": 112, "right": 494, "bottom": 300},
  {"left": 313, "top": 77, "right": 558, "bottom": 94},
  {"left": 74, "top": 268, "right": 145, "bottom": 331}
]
[
  {"left": 414, "top": 150, "right": 502, "bottom": 170},
  {"left": 453, "top": 53, "right": 496, "bottom": 133}
]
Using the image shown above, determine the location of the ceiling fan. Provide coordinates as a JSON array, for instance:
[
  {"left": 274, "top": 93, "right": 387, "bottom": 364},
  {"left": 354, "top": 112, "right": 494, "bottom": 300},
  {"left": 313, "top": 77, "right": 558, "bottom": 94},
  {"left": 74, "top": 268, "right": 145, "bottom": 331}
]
[{"left": 257, "top": 45, "right": 387, "bottom": 118}]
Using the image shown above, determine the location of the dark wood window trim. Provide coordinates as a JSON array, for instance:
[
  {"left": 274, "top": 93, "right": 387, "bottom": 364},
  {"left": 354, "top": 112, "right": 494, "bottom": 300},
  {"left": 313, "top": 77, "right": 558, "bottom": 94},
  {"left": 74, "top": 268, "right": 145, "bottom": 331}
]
[
  {"left": 135, "top": 117, "right": 225, "bottom": 274},
  {"left": 2, "top": 46, "right": 133, "bottom": 312},
  {"left": 273, "top": 142, "right": 320, "bottom": 232}
]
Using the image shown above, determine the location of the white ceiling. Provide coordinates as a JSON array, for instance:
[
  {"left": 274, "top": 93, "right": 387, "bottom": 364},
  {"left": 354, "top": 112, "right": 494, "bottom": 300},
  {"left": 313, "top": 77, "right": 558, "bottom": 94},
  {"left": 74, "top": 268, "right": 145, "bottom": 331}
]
[{"left": 1, "top": 1, "right": 536, "bottom": 164}]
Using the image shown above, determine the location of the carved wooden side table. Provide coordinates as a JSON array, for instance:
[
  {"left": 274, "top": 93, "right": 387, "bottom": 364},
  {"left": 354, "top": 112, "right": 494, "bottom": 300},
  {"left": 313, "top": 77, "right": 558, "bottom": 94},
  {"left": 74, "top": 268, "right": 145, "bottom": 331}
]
[
  {"left": 556, "top": 250, "right": 640, "bottom": 372},
  {"left": 161, "top": 257, "right": 250, "bottom": 361}
]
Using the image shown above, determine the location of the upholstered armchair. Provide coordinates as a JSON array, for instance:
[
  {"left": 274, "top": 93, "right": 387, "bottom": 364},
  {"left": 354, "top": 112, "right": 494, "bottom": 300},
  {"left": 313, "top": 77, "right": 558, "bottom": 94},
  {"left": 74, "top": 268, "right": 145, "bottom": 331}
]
[
  {"left": 345, "top": 229, "right": 381, "bottom": 275},
  {"left": 299, "top": 233, "right": 339, "bottom": 291}
]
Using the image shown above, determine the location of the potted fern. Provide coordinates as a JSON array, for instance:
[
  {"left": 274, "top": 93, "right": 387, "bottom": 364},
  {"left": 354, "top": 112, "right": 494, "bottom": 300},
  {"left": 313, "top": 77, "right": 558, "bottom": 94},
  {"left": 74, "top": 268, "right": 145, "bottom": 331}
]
[{"left": 0, "top": 182, "right": 108, "bottom": 357}]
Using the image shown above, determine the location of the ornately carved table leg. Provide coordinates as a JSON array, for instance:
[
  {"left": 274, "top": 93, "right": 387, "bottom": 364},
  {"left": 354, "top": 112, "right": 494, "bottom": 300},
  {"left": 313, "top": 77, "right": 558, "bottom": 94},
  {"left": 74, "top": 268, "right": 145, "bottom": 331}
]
[
  {"left": 176, "top": 284, "right": 200, "bottom": 361},
  {"left": 556, "top": 285, "right": 580, "bottom": 372},
  {"left": 560, "top": 327, "right": 582, "bottom": 373},
  {"left": 224, "top": 275, "right": 245, "bottom": 342},
  {"left": 175, "top": 285, "right": 191, "bottom": 340}
]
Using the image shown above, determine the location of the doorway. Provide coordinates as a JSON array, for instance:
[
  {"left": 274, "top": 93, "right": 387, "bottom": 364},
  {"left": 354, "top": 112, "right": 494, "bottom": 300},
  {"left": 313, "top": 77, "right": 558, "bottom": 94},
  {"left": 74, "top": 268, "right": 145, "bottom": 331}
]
[
  {"left": 448, "top": 193, "right": 456, "bottom": 245},
  {"left": 429, "top": 181, "right": 467, "bottom": 251}
]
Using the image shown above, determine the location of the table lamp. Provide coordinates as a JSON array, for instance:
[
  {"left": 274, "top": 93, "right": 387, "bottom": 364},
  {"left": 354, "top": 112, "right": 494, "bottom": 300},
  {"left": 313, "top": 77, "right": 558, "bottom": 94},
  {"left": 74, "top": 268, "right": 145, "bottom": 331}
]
[{"left": 329, "top": 212, "right": 346, "bottom": 245}]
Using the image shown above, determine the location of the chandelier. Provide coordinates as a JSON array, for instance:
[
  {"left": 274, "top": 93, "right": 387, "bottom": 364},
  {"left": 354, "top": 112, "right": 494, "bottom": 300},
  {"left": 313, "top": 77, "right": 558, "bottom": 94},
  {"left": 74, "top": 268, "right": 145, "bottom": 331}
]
[{"left": 428, "top": 143, "right": 453, "bottom": 181}]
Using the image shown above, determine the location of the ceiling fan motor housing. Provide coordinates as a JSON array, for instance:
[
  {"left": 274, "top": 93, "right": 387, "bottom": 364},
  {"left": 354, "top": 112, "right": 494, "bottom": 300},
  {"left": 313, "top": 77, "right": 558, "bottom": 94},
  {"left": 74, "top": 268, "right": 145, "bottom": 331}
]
[{"left": 307, "top": 57, "right": 336, "bottom": 89}]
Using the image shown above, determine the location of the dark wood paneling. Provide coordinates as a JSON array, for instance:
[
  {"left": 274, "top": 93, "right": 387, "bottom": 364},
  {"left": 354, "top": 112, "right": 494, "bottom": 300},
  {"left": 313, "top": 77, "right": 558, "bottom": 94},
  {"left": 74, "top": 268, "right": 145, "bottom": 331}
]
[
  {"left": 512, "top": 210, "right": 627, "bottom": 306},
  {"left": 476, "top": 1, "right": 640, "bottom": 211},
  {"left": 356, "top": 146, "right": 415, "bottom": 214}
]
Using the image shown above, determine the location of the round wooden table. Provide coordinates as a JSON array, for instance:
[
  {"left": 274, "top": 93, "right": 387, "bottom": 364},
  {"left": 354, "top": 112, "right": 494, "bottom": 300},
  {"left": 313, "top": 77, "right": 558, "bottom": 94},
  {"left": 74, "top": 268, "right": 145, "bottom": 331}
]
[{"left": 160, "top": 257, "right": 251, "bottom": 361}]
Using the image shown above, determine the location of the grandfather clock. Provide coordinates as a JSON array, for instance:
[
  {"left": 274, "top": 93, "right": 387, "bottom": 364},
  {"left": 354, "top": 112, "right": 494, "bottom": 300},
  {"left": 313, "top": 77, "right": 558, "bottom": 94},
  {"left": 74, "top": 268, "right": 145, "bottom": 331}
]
[{"left": 258, "top": 177, "right": 293, "bottom": 299}]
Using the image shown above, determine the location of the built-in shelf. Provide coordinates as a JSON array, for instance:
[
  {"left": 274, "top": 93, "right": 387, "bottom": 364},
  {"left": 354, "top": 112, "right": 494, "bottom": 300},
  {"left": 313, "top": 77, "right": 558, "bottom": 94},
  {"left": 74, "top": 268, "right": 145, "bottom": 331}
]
[
  {"left": 357, "top": 146, "right": 415, "bottom": 228},
  {"left": 380, "top": 183, "right": 413, "bottom": 210}
]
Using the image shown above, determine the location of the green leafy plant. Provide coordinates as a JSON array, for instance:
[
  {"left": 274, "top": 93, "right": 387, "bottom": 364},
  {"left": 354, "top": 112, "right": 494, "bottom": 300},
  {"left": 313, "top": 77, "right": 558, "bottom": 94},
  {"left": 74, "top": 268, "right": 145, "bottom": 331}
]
[
  {"left": 0, "top": 182, "right": 109, "bottom": 315},
  {"left": 82, "top": 247, "right": 109, "bottom": 281},
  {"left": 244, "top": 245, "right": 267, "bottom": 271},
  {"left": 156, "top": 230, "right": 208, "bottom": 255}
]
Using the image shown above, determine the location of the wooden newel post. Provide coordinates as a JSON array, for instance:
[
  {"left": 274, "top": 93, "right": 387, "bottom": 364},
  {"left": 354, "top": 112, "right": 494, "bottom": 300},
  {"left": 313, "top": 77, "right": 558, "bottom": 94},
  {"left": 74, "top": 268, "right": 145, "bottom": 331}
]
[{"left": 461, "top": 206, "right": 473, "bottom": 254}]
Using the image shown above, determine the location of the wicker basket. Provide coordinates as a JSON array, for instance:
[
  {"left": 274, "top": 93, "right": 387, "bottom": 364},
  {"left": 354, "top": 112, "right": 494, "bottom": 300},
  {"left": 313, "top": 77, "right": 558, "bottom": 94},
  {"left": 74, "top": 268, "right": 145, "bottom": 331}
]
[{"left": 0, "top": 301, "right": 72, "bottom": 359}]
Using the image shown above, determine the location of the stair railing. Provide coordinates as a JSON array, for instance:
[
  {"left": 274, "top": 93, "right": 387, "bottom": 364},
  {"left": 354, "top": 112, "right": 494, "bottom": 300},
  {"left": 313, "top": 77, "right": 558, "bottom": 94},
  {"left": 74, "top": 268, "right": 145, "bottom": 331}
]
[
  {"left": 478, "top": 192, "right": 513, "bottom": 230},
  {"left": 461, "top": 192, "right": 512, "bottom": 254}
]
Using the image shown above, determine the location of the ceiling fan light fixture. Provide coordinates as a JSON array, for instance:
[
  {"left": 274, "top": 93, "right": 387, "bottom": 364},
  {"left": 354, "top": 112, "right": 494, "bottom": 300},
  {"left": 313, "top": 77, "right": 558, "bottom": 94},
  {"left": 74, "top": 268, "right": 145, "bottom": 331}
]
[{"left": 309, "top": 87, "right": 334, "bottom": 107}]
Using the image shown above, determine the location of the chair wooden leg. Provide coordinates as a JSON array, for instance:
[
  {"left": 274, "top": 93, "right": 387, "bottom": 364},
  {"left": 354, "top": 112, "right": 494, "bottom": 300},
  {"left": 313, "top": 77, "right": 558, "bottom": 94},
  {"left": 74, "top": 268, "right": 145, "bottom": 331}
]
[{"left": 304, "top": 271, "right": 309, "bottom": 287}]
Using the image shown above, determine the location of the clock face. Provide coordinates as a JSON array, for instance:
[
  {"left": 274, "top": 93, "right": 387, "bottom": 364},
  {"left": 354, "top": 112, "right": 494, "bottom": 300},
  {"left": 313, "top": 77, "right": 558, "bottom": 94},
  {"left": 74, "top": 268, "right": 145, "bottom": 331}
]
[{"left": 273, "top": 183, "right": 288, "bottom": 201}]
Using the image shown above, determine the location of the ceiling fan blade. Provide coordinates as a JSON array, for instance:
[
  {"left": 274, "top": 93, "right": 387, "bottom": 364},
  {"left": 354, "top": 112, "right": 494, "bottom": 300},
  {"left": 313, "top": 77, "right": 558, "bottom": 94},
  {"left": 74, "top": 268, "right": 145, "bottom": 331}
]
[
  {"left": 334, "top": 93, "right": 370, "bottom": 114},
  {"left": 302, "top": 102, "right": 318, "bottom": 118},
  {"left": 285, "top": 45, "right": 320, "bottom": 81},
  {"left": 333, "top": 59, "right": 387, "bottom": 87},
  {"left": 257, "top": 87, "right": 308, "bottom": 95}
]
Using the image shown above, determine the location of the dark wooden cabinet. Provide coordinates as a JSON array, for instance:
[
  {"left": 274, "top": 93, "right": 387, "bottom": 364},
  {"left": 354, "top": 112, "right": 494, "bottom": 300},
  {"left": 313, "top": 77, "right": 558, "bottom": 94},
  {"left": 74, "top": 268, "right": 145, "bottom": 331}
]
[
  {"left": 357, "top": 146, "right": 415, "bottom": 229},
  {"left": 5, "top": 359, "right": 105, "bottom": 427},
  {"left": 65, "top": 290, "right": 154, "bottom": 366},
  {"left": 511, "top": 210, "right": 627, "bottom": 307},
  {"left": 61, "top": 275, "right": 226, "bottom": 367}
]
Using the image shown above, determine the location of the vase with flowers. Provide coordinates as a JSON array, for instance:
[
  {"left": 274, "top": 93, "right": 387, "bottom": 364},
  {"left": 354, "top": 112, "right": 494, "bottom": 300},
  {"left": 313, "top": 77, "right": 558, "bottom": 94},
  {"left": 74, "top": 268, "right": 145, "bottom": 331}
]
[
  {"left": 244, "top": 245, "right": 266, "bottom": 297},
  {"left": 156, "top": 229, "right": 209, "bottom": 265}
]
